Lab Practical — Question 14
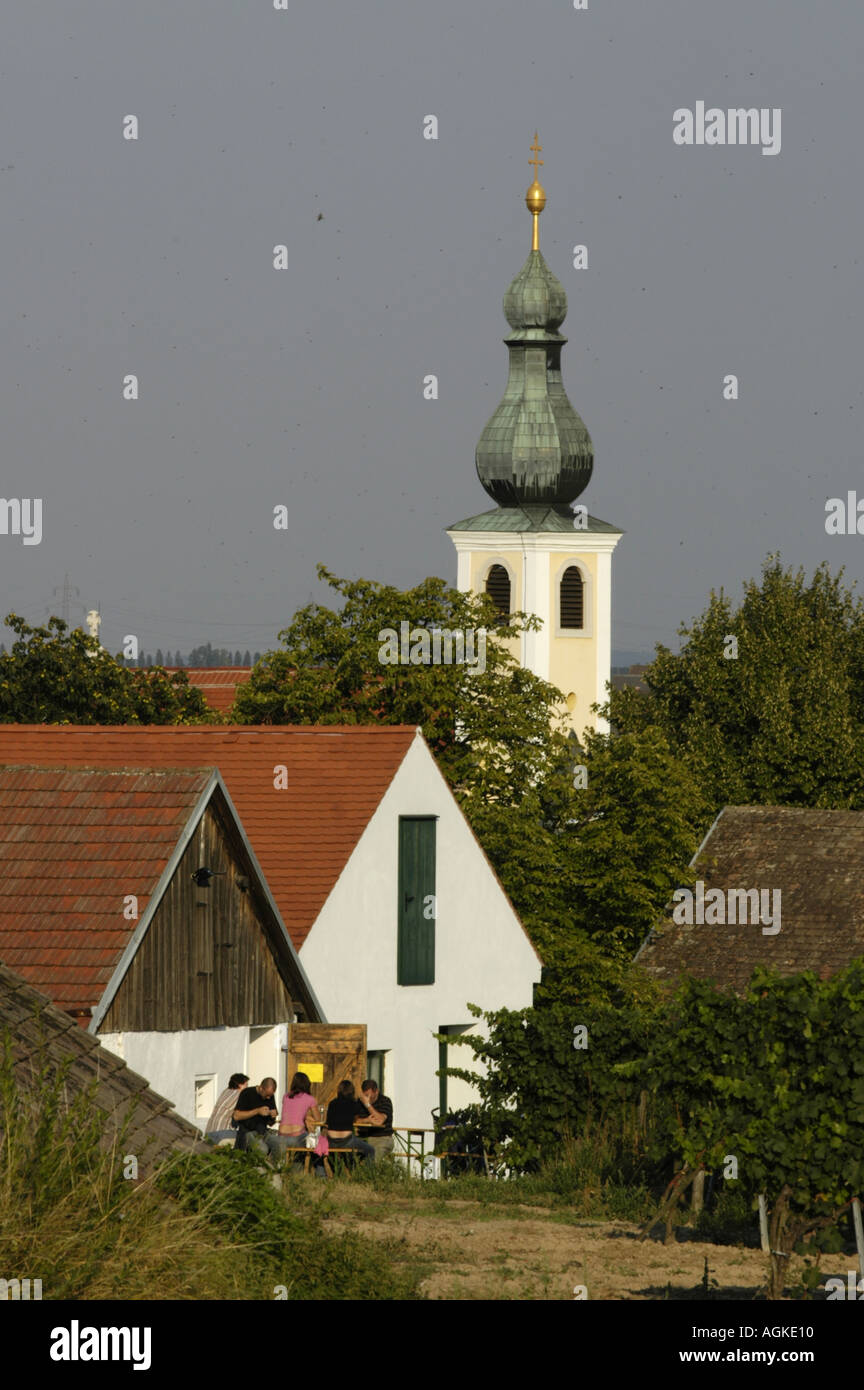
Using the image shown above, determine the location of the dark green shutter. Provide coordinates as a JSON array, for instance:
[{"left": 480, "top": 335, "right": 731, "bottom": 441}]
[{"left": 397, "top": 817, "right": 436, "bottom": 985}]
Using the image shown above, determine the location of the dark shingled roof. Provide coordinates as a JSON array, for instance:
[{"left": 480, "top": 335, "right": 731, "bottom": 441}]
[
  {"left": 0, "top": 960, "right": 208, "bottom": 1173},
  {"left": 637, "top": 805, "right": 864, "bottom": 992}
]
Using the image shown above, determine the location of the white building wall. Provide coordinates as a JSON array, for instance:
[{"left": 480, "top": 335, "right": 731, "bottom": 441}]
[
  {"left": 298, "top": 735, "right": 541, "bottom": 1130},
  {"left": 99, "top": 1025, "right": 252, "bottom": 1127}
]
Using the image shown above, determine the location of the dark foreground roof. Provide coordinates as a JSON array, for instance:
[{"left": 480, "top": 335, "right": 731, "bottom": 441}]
[
  {"left": 0, "top": 960, "right": 208, "bottom": 1173},
  {"left": 636, "top": 805, "right": 864, "bottom": 993}
]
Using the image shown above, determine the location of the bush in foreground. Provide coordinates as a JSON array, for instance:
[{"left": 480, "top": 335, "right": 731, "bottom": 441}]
[{"left": 0, "top": 1030, "right": 419, "bottom": 1300}]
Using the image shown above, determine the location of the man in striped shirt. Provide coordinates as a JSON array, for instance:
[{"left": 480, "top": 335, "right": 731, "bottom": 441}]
[{"left": 204, "top": 1072, "right": 249, "bottom": 1144}]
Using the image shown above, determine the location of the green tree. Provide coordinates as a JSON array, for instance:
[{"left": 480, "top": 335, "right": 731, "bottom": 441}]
[
  {"left": 0, "top": 615, "right": 211, "bottom": 724},
  {"left": 469, "top": 723, "right": 707, "bottom": 959},
  {"left": 610, "top": 557, "right": 864, "bottom": 810},
  {"left": 444, "top": 994, "right": 662, "bottom": 1170}
]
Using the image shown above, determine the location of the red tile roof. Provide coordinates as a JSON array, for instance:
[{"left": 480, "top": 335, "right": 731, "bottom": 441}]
[
  {"left": 0, "top": 727, "right": 417, "bottom": 952},
  {"left": 0, "top": 766, "right": 213, "bottom": 1014},
  {"left": 165, "top": 667, "right": 251, "bottom": 713}
]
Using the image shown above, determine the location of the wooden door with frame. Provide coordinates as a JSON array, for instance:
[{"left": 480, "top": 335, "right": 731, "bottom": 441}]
[{"left": 286, "top": 1023, "right": 367, "bottom": 1114}]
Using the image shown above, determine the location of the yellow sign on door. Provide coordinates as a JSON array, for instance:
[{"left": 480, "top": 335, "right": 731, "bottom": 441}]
[{"left": 298, "top": 1062, "right": 324, "bottom": 1083}]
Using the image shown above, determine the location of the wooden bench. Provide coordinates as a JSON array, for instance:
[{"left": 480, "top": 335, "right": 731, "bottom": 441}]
[
  {"left": 322, "top": 1147, "right": 367, "bottom": 1178},
  {"left": 282, "top": 1145, "right": 364, "bottom": 1177}
]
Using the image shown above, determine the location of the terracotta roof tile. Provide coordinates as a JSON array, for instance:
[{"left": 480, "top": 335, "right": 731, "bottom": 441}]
[
  {"left": 0, "top": 727, "right": 417, "bottom": 952},
  {"left": 165, "top": 667, "right": 252, "bottom": 713},
  {"left": 0, "top": 766, "right": 212, "bottom": 1012}
]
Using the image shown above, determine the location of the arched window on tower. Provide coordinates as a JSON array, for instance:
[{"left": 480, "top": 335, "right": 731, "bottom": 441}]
[
  {"left": 485, "top": 564, "right": 511, "bottom": 622},
  {"left": 560, "top": 566, "right": 584, "bottom": 630}
]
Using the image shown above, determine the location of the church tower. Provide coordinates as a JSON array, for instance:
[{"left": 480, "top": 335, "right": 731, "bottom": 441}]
[{"left": 447, "top": 136, "right": 622, "bottom": 735}]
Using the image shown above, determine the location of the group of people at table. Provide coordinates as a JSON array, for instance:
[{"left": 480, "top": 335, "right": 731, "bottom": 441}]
[{"left": 205, "top": 1070, "right": 394, "bottom": 1172}]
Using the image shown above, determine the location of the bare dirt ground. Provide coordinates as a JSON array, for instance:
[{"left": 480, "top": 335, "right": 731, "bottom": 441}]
[{"left": 312, "top": 1187, "right": 803, "bottom": 1301}]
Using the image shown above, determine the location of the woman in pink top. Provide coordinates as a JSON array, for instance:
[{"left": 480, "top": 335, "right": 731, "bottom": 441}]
[
  {"left": 264, "top": 1072, "right": 323, "bottom": 1165},
  {"left": 280, "top": 1073, "right": 321, "bottom": 1136}
]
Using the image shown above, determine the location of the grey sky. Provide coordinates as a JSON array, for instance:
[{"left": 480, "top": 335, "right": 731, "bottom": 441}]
[{"left": 2, "top": 0, "right": 862, "bottom": 663}]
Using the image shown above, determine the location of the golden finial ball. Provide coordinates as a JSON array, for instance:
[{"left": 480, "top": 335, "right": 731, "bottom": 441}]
[{"left": 525, "top": 179, "right": 546, "bottom": 215}]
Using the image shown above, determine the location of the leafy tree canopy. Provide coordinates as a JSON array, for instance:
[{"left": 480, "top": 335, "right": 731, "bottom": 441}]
[
  {"left": 0, "top": 615, "right": 211, "bottom": 725},
  {"left": 610, "top": 556, "right": 864, "bottom": 810},
  {"left": 472, "top": 722, "right": 707, "bottom": 960}
]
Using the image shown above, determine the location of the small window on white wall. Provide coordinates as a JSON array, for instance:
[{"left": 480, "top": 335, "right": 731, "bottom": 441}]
[
  {"left": 194, "top": 1074, "right": 217, "bottom": 1121},
  {"left": 366, "top": 1051, "right": 387, "bottom": 1091}
]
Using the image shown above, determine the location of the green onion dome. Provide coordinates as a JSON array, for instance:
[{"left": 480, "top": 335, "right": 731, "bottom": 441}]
[{"left": 476, "top": 248, "right": 593, "bottom": 507}]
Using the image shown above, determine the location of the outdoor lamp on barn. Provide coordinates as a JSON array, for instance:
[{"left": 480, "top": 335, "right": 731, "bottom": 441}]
[{"left": 191, "top": 867, "right": 225, "bottom": 887}]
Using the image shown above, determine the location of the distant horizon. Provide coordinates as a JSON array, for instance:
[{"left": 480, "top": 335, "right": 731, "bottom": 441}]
[{"left": 0, "top": 623, "right": 659, "bottom": 674}]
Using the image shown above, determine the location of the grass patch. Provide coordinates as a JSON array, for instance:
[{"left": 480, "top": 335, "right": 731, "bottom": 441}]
[{"left": 329, "top": 1151, "right": 655, "bottom": 1222}]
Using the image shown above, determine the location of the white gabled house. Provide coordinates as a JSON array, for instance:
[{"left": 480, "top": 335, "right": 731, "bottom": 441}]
[{"left": 299, "top": 729, "right": 541, "bottom": 1127}]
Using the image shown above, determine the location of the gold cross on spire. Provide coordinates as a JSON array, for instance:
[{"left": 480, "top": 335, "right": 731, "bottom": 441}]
[
  {"left": 525, "top": 132, "right": 547, "bottom": 250},
  {"left": 529, "top": 131, "right": 543, "bottom": 179}
]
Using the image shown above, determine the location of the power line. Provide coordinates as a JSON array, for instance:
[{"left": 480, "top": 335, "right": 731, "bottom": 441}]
[{"left": 47, "top": 574, "right": 83, "bottom": 627}]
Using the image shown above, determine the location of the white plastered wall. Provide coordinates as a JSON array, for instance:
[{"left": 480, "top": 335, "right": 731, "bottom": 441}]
[{"left": 99, "top": 1025, "right": 255, "bottom": 1127}]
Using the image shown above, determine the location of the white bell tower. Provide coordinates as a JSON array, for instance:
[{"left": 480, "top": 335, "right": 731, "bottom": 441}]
[{"left": 447, "top": 136, "right": 622, "bottom": 735}]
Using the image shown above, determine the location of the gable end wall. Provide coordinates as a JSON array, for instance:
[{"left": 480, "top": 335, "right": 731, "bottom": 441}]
[{"left": 100, "top": 799, "right": 296, "bottom": 1032}]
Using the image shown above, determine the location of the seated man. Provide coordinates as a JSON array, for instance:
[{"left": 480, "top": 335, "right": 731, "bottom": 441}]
[
  {"left": 325, "top": 1080, "right": 375, "bottom": 1164},
  {"left": 232, "top": 1077, "right": 279, "bottom": 1154},
  {"left": 359, "top": 1079, "right": 394, "bottom": 1159},
  {"left": 204, "top": 1072, "right": 249, "bottom": 1145}
]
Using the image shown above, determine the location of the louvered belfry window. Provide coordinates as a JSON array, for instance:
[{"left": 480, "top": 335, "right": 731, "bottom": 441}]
[
  {"left": 560, "top": 566, "right": 584, "bottom": 629},
  {"left": 485, "top": 564, "right": 511, "bottom": 621}
]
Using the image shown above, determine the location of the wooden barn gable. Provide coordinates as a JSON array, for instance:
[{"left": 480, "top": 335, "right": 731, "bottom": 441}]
[
  {"left": 98, "top": 774, "right": 322, "bottom": 1032},
  {"left": 0, "top": 765, "right": 321, "bottom": 1034}
]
